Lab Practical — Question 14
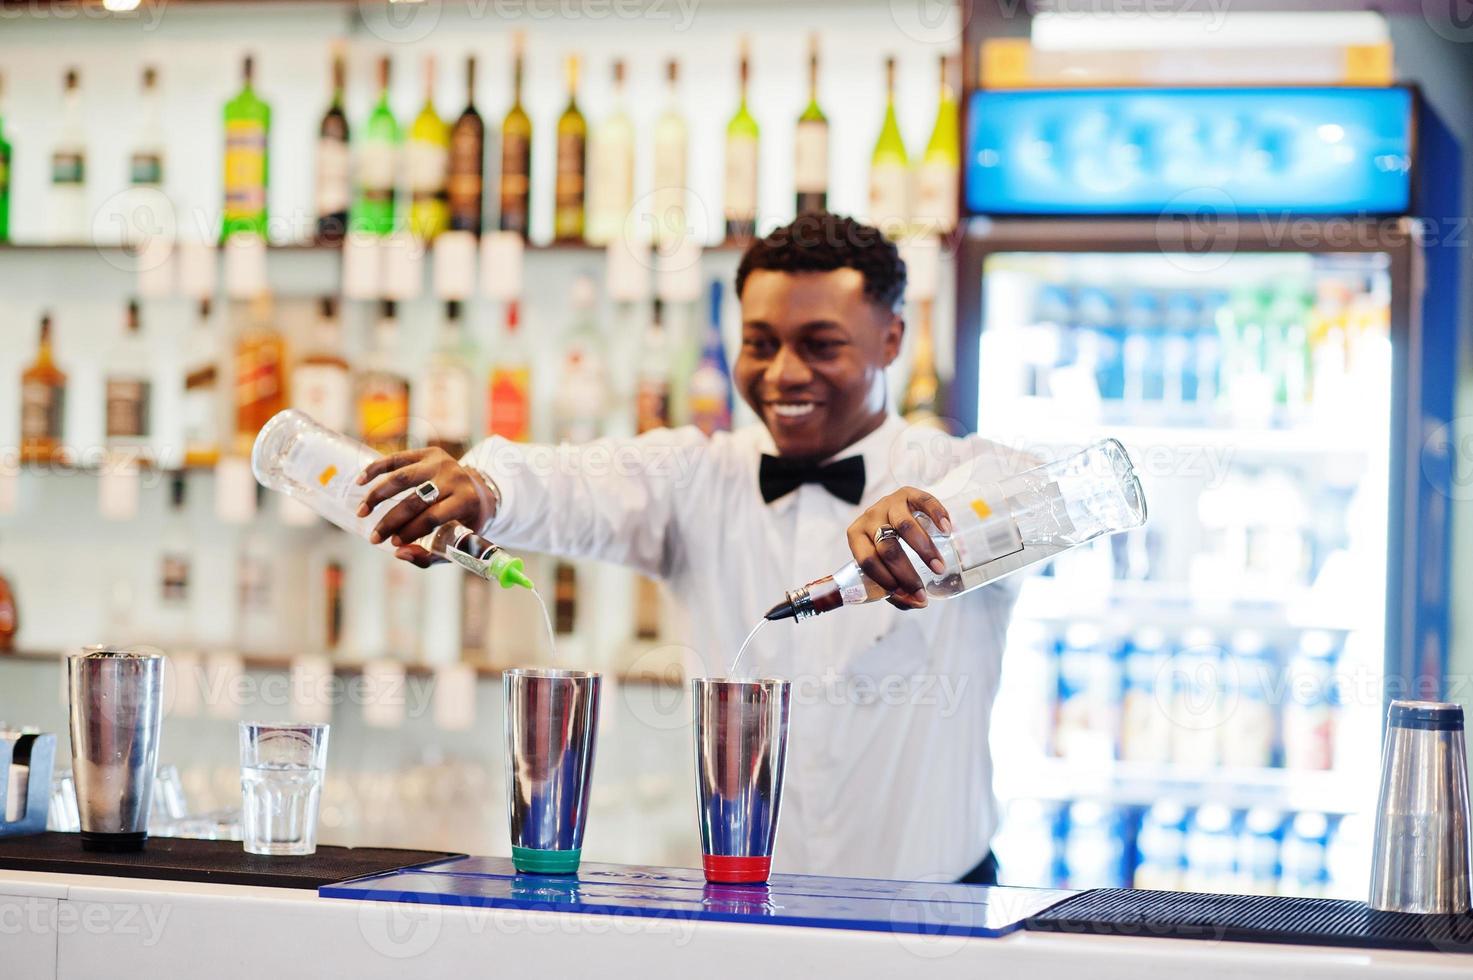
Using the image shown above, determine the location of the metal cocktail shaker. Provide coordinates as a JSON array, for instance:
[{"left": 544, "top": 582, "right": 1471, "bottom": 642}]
[
  {"left": 67, "top": 647, "right": 166, "bottom": 852},
  {"left": 504, "top": 668, "right": 600, "bottom": 875},
  {"left": 1369, "top": 700, "right": 1471, "bottom": 914},
  {"left": 693, "top": 677, "right": 790, "bottom": 884}
]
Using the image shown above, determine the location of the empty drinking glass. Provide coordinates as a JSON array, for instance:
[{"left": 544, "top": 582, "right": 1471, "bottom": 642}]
[{"left": 239, "top": 722, "right": 329, "bottom": 856}]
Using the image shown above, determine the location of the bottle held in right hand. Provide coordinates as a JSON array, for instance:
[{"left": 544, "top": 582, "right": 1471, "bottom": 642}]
[{"left": 767, "top": 439, "right": 1147, "bottom": 621}]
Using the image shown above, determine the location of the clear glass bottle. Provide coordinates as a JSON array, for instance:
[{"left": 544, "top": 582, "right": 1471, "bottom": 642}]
[
  {"left": 251, "top": 408, "right": 532, "bottom": 588},
  {"left": 553, "top": 275, "right": 606, "bottom": 444},
  {"left": 292, "top": 297, "right": 352, "bottom": 434},
  {"left": 419, "top": 300, "right": 473, "bottom": 457},
  {"left": 103, "top": 299, "right": 153, "bottom": 458},
  {"left": 766, "top": 439, "right": 1148, "bottom": 621},
  {"left": 51, "top": 67, "right": 87, "bottom": 243},
  {"left": 356, "top": 300, "right": 410, "bottom": 454},
  {"left": 157, "top": 472, "right": 193, "bottom": 647},
  {"left": 124, "top": 66, "right": 165, "bottom": 247}
]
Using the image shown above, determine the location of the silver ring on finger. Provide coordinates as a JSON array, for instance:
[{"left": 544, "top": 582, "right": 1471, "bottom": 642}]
[
  {"left": 874, "top": 524, "right": 899, "bottom": 546},
  {"left": 414, "top": 480, "right": 441, "bottom": 505}
]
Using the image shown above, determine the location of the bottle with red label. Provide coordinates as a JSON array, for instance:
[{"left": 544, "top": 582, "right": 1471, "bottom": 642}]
[
  {"left": 233, "top": 293, "right": 288, "bottom": 456},
  {"left": 293, "top": 297, "right": 352, "bottom": 435},
  {"left": 488, "top": 301, "right": 532, "bottom": 442}
]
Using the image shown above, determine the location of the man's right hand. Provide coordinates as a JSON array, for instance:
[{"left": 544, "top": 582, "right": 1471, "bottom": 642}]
[{"left": 356, "top": 448, "right": 499, "bottom": 567}]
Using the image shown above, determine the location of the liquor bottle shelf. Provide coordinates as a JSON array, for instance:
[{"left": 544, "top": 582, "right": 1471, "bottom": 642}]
[
  {"left": 0, "top": 648, "right": 684, "bottom": 689},
  {"left": 995, "top": 755, "right": 1368, "bottom": 815},
  {"left": 0, "top": 239, "right": 749, "bottom": 256}
]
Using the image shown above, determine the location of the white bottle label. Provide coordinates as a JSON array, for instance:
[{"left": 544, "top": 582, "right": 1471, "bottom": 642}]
[
  {"left": 422, "top": 368, "right": 471, "bottom": 442},
  {"left": 952, "top": 491, "right": 1025, "bottom": 569},
  {"left": 315, "top": 138, "right": 351, "bottom": 215},
  {"left": 358, "top": 142, "right": 396, "bottom": 194},
  {"left": 794, "top": 121, "right": 828, "bottom": 194},
  {"left": 915, "top": 160, "right": 958, "bottom": 233},
  {"left": 406, "top": 141, "right": 448, "bottom": 194},
  {"left": 724, "top": 137, "right": 757, "bottom": 219},
  {"left": 868, "top": 164, "right": 910, "bottom": 232},
  {"left": 293, "top": 364, "right": 352, "bottom": 434}
]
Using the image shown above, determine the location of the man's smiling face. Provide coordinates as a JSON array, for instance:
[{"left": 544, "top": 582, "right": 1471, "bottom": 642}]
[{"left": 735, "top": 268, "right": 903, "bottom": 460}]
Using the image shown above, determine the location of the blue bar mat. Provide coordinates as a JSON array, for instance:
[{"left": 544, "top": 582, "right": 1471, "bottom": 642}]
[{"left": 320, "top": 856, "right": 1076, "bottom": 939}]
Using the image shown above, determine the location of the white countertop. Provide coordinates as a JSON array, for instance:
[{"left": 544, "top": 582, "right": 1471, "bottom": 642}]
[{"left": 1, "top": 868, "right": 1467, "bottom": 979}]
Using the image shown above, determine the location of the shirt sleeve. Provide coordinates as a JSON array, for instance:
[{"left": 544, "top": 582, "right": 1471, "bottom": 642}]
[{"left": 460, "top": 427, "right": 713, "bottom": 580}]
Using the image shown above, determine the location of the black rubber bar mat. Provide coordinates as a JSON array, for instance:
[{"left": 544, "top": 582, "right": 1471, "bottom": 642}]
[
  {"left": 0, "top": 831, "right": 463, "bottom": 889},
  {"left": 1025, "top": 888, "right": 1473, "bottom": 954}
]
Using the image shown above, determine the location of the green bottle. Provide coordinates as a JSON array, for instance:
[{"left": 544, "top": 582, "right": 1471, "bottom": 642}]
[
  {"left": 868, "top": 56, "right": 909, "bottom": 238},
  {"left": 222, "top": 56, "right": 270, "bottom": 241},
  {"left": 0, "top": 72, "right": 10, "bottom": 243},
  {"left": 353, "top": 57, "right": 400, "bottom": 236},
  {"left": 916, "top": 54, "right": 959, "bottom": 235},
  {"left": 794, "top": 34, "right": 828, "bottom": 216},
  {"left": 723, "top": 39, "right": 759, "bottom": 243}
]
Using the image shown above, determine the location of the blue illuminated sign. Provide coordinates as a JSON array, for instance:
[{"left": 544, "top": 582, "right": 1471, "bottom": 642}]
[{"left": 965, "top": 87, "right": 1412, "bottom": 216}]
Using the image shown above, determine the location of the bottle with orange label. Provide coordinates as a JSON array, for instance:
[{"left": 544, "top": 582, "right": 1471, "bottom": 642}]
[
  {"left": 232, "top": 293, "right": 288, "bottom": 456},
  {"left": 764, "top": 440, "right": 1148, "bottom": 622},
  {"left": 356, "top": 300, "right": 411, "bottom": 454},
  {"left": 488, "top": 300, "right": 532, "bottom": 442}
]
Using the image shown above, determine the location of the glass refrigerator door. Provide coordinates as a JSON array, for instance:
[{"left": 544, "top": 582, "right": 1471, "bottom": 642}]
[{"left": 982, "top": 250, "right": 1392, "bottom": 900}]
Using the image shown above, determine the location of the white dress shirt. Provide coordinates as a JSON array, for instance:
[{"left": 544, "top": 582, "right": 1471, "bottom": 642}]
[{"left": 464, "top": 414, "right": 1034, "bottom": 881}]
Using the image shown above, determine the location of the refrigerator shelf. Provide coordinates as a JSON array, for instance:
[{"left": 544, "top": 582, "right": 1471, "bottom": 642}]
[{"left": 995, "top": 756, "right": 1368, "bottom": 815}]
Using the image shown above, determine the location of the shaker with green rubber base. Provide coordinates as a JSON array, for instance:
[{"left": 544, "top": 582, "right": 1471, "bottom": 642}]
[{"left": 504, "top": 668, "right": 600, "bottom": 876}]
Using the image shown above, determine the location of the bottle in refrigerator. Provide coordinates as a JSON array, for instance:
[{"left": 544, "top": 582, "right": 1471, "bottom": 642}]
[
  {"left": 353, "top": 57, "right": 399, "bottom": 236},
  {"left": 158, "top": 473, "right": 192, "bottom": 646},
  {"left": 407, "top": 55, "right": 449, "bottom": 242},
  {"left": 765, "top": 439, "right": 1148, "bottom": 622},
  {"left": 586, "top": 59, "right": 634, "bottom": 246},
  {"left": 1280, "top": 811, "right": 1331, "bottom": 898},
  {"left": 723, "top": 38, "right": 759, "bottom": 245},
  {"left": 914, "top": 54, "right": 959, "bottom": 236},
  {"left": 868, "top": 56, "right": 909, "bottom": 237},
  {"left": 487, "top": 301, "right": 532, "bottom": 442},
  {"left": 51, "top": 68, "right": 87, "bottom": 243},
  {"left": 1169, "top": 629, "right": 1225, "bottom": 767},
  {"left": 357, "top": 300, "right": 411, "bottom": 454},
  {"left": 553, "top": 54, "right": 587, "bottom": 243},
  {"left": 232, "top": 293, "right": 288, "bottom": 456},
  {"left": 222, "top": 56, "right": 270, "bottom": 241},
  {"left": 447, "top": 55, "right": 485, "bottom": 236},
  {"left": 1118, "top": 628, "right": 1171, "bottom": 765},
  {"left": 651, "top": 59, "right": 687, "bottom": 247},
  {"left": 1236, "top": 808, "right": 1284, "bottom": 896},
  {"left": 420, "top": 300, "right": 474, "bottom": 457},
  {"left": 793, "top": 34, "right": 827, "bottom": 216},
  {"left": 1077, "top": 288, "right": 1123, "bottom": 403},
  {"left": 1218, "top": 630, "right": 1278, "bottom": 769},
  {"left": 20, "top": 313, "right": 67, "bottom": 465},
  {"left": 292, "top": 297, "right": 352, "bottom": 435},
  {"left": 1161, "top": 292, "right": 1199, "bottom": 409},
  {"left": 499, "top": 33, "right": 532, "bottom": 239},
  {"left": 1182, "top": 805, "right": 1238, "bottom": 894},
  {"left": 315, "top": 47, "right": 351, "bottom": 245},
  {"left": 687, "top": 281, "right": 733, "bottom": 436},
  {"left": 1053, "top": 624, "right": 1120, "bottom": 762},
  {"left": 182, "top": 299, "right": 221, "bottom": 468},
  {"left": 251, "top": 409, "right": 532, "bottom": 586},
  {"left": 103, "top": 299, "right": 153, "bottom": 458},
  {"left": 1264, "top": 281, "right": 1311, "bottom": 419},
  {"left": 1282, "top": 630, "right": 1338, "bottom": 771},
  {"left": 1133, "top": 802, "right": 1188, "bottom": 891}
]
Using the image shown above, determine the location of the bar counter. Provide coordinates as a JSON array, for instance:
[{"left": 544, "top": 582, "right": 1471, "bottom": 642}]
[{"left": 3, "top": 862, "right": 1468, "bottom": 979}]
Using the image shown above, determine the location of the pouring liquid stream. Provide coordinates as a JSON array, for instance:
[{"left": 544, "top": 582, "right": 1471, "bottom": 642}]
[
  {"left": 727, "top": 619, "right": 768, "bottom": 679},
  {"left": 530, "top": 588, "right": 558, "bottom": 661}
]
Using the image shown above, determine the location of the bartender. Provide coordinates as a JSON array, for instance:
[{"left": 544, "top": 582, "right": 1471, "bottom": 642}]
[{"left": 357, "top": 213, "right": 1031, "bottom": 885}]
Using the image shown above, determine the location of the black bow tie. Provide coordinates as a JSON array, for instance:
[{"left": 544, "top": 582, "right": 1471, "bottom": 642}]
[{"left": 759, "top": 454, "right": 866, "bottom": 506}]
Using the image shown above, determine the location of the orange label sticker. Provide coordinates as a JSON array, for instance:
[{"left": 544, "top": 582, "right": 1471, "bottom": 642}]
[
  {"left": 318, "top": 465, "right": 338, "bottom": 487},
  {"left": 970, "top": 498, "right": 992, "bottom": 521}
]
